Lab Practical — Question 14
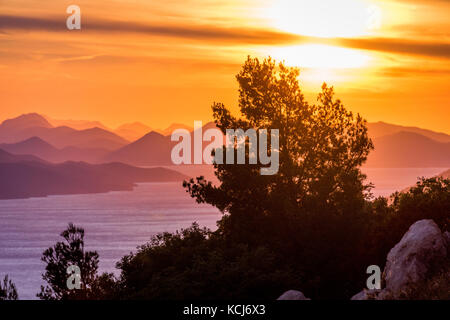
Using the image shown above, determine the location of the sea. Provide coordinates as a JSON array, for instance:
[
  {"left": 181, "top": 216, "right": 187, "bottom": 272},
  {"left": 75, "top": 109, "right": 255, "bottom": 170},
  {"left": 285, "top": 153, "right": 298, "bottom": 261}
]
[{"left": 0, "top": 168, "right": 447, "bottom": 299}]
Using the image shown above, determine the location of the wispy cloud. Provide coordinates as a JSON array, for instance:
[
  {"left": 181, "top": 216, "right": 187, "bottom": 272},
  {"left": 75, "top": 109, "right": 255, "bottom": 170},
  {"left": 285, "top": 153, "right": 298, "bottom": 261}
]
[
  {"left": 1, "top": 14, "right": 450, "bottom": 59},
  {"left": 391, "top": 0, "right": 450, "bottom": 4},
  {"left": 377, "top": 66, "right": 450, "bottom": 78}
]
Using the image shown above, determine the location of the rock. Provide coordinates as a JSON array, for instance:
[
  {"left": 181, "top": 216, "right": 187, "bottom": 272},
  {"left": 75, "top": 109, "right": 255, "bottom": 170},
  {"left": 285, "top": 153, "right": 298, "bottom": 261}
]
[
  {"left": 277, "top": 290, "right": 310, "bottom": 300},
  {"left": 380, "top": 219, "right": 448, "bottom": 299},
  {"left": 350, "top": 289, "right": 381, "bottom": 300},
  {"left": 444, "top": 231, "right": 450, "bottom": 254}
]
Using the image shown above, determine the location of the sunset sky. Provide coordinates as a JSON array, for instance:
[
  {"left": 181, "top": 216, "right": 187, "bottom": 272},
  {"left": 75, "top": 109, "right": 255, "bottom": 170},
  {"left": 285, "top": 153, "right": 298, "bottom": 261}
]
[{"left": 0, "top": 0, "right": 449, "bottom": 133}]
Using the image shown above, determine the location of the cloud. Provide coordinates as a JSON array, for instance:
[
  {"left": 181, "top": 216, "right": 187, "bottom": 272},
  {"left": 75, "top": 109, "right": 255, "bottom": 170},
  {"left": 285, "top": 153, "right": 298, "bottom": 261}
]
[
  {"left": 377, "top": 66, "right": 450, "bottom": 78},
  {"left": 391, "top": 0, "right": 450, "bottom": 4},
  {"left": 1, "top": 14, "right": 450, "bottom": 59},
  {"left": 335, "top": 37, "right": 450, "bottom": 59},
  {"left": 0, "top": 14, "right": 305, "bottom": 44}
]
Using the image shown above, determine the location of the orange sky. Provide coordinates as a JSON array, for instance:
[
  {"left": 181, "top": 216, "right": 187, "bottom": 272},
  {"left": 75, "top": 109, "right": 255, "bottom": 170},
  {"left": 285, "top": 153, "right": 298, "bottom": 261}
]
[{"left": 0, "top": 0, "right": 449, "bottom": 133}]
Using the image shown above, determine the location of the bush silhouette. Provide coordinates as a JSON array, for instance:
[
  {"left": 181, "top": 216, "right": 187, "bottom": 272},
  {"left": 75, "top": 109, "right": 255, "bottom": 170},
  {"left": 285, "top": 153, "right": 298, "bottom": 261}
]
[{"left": 0, "top": 275, "right": 18, "bottom": 300}]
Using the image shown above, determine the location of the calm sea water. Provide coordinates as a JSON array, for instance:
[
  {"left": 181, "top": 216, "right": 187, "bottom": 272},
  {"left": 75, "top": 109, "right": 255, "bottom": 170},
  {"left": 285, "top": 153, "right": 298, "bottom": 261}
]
[
  {"left": 0, "top": 168, "right": 447, "bottom": 299},
  {"left": 362, "top": 167, "right": 447, "bottom": 197},
  {"left": 0, "top": 182, "right": 221, "bottom": 300}
]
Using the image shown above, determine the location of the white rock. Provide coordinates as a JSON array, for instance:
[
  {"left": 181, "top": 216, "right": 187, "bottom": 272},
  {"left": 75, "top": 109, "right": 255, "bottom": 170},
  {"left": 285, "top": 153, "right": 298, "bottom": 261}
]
[
  {"left": 277, "top": 290, "right": 310, "bottom": 300},
  {"left": 350, "top": 289, "right": 380, "bottom": 300},
  {"left": 381, "top": 219, "right": 448, "bottom": 299}
]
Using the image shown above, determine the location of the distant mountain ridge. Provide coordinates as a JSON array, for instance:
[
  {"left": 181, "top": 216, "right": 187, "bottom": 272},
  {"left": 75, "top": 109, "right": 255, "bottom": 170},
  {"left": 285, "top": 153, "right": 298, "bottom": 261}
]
[
  {"left": 0, "top": 149, "right": 188, "bottom": 199},
  {"left": 1, "top": 113, "right": 449, "bottom": 168},
  {"left": 103, "top": 122, "right": 217, "bottom": 166},
  {"left": 366, "top": 131, "right": 450, "bottom": 168},
  {"left": 0, "top": 114, "right": 128, "bottom": 150},
  {"left": 367, "top": 122, "right": 450, "bottom": 143},
  {"left": 438, "top": 169, "right": 450, "bottom": 179},
  {"left": 158, "top": 123, "right": 194, "bottom": 136},
  {"left": 0, "top": 113, "right": 52, "bottom": 132},
  {"left": 44, "top": 116, "right": 110, "bottom": 131},
  {"left": 105, "top": 131, "right": 174, "bottom": 166},
  {"left": 0, "top": 137, "right": 109, "bottom": 163},
  {"left": 114, "top": 122, "right": 153, "bottom": 142},
  {"left": 0, "top": 148, "right": 44, "bottom": 163}
]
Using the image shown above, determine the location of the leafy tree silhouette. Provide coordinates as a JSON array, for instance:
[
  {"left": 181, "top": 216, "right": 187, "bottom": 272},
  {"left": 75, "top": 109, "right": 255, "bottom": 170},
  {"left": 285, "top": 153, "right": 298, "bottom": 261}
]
[
  {"left": 111, "top": 57, "right": 449, "bottom": 300},
  {"left": 38, "top": 223, "right": 99, "bottom": 300},
  {"left": 0, "top": 275, "right": 18, "bottom": 300}
]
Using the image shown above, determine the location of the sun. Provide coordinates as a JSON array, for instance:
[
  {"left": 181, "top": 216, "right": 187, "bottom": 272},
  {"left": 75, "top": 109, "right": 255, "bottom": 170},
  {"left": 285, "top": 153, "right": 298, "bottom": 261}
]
[
  {"left": 258, "top": 0, "right": 381, "bottom": 80},
  {"left": 265, "top": 0, "right": 381, "bottom": 38}
]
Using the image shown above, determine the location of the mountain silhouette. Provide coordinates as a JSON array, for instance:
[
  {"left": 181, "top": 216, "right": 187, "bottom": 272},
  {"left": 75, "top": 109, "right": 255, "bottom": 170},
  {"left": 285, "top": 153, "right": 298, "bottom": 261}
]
[
  {"left": 0, "top": 148, "right": 45, "bottom": 163},
  {"left": 439, "top": 169, "right": 450, "bottom": 179},
  {"left": 3, "top": 114, "right": 450, "bottom": 168},
  {"left": 104, "top": 122, "right": 218, "bottom": 166},
  {"left": 105, "top": 131, "right": 173, "bottom": 166},
  {"left": 158, "top": 123, "right": 194, "bottom": 136},
  {"left": 366, "top": 131, "right": 450, "bottom": 167},
  {"left": 0, "top": 137, "right": 110, "bottom": 163},
  {"left": 114, "top": 122, "right": 153, "bottom": 142},
  {"left": 0, "top": 155, "right": 188, "bottom": 199},
  {"left": 0, "top": 136, "right": 58, "bottom": 156},
  {"left": 45, "top": 116, "right": 110, "bottom": 131},
  {"left": 0, "top": 113, "right": 129, "bottom": 149},
  {"left": 0, "top": 113, "right": 52, "bottom": 136},
  {"left": 367, "top": 122, "right": 450, "bottom": 143}
]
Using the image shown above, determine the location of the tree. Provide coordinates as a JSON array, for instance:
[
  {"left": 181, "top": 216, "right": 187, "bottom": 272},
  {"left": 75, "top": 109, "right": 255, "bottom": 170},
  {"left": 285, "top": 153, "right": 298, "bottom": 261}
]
[
  {"left": 184, "top": 56, "right": 374, "bottom": 298},
  {"left": 38, "top": 223, "right": 99, "bottom": 300},
  {"left": 186, "top": 56, "right": 372, "bottom": 222},
  {"left": 0, "top": 275, "right": 18, "bottom": 300},
  {"left": 111, "top": 57, "right": 449, "bottom": 300}
]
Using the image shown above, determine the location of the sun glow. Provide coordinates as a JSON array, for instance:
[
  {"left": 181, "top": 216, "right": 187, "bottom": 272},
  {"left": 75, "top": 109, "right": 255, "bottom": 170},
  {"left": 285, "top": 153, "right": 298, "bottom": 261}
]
[
  {"left": 269, "top": 44, "right": 371, "bottom": 69},
  {"left": 266, "top": 0, "right": 381, "bottom": 38}
]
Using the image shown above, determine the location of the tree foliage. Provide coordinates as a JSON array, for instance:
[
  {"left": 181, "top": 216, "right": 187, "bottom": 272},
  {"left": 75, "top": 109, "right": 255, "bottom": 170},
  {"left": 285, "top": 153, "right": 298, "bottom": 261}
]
[
  {"left": 0, "top": 275, "right": 18, "bottom": 300},
  {"left": 38, "top": 223, "right": 100, "bottom": 300},
  {"left": 48, "top": 57, "right": 449, "bottom": 300},
  {"left": 187, "top": 57, "right": 373, "bottom": 211}
]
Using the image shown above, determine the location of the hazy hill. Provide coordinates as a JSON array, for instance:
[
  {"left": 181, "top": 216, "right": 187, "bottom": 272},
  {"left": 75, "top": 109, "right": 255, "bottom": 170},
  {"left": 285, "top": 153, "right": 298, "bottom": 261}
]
[
  {"left": 0, "top": 137, "right": 109, "bottom": 163},
  {"left": 159, "top": 123, "right": 194, "bottom": 136},
  {"left": 3, "top": 114, "right": 450, "bottom": 168},
  {"left": 0, "top": 113, "right": 52, "bottom": 137},
  {"left": 105, "top": 131, "right": 174, "bottom": 166},
  {"left": 368, "top": 122, "right": 450, "bottom": 143},
  {"left": 115, "top": 122, "right": 152, "bottom": 142},
  {"left": 0, "top": 157, "right": 188, "bottom": 199},
  {"left": 439, "top": 169, "right": 450, "bottom": 179},
  {"left": 366, "top": 131, "right": 450, "bottom": 167},
  {"left": 104, "top": 122, "right": 218, "bottom": 166},
  {"left": 0, "top": 148, "right": 45, "bottom": 163},
  {"left": 45, "top": 116, "right": 110, "bottom": 131},
  {"left": 0, "top": 114, "right": 128, "bottom": 150},
  {"left": 0, "top": 136, "right": 58, "bottom": 157}
]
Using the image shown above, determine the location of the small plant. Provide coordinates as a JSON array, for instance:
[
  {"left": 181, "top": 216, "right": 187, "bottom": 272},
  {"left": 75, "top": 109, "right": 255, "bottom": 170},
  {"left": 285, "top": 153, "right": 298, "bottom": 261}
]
[{"left": 0, "top": 275, "right": 18, "bottom": 300}]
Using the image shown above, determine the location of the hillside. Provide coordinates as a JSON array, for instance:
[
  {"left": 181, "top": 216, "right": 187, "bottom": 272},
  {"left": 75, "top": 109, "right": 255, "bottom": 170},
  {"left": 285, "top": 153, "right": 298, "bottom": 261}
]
[
  {"left": 439, "top": 169, "right": 450, "bottom": 179},
  {"left": 368, "top": 122, "right": 450, "bottom": 143},
  {"left": 105, "top": 131, "right": 174, "bottom": 166},
  {"left": 366, "top": 131, "right": 450, "bottom": 168},
  {"left": 0, "top": 114, "right": 128, "bottom": 150},
  {"left": 104, "top": 122, "right": 218, "bottom": 166},
  {"left": 0, "top": 158, "right": 188, "bottom": 199},
  {"left": 114, "top": 122, "right": 153, "bottom": 142},
  {"left": 44, "top": 116, "right": 110, "bottom": 131},
  {"left": 2, "top": 114, "right": 450, "bottom": 168},
  {"left": 0, "top": 137, "right": 110, "bottom": 163},
  {"left": 0, "top": 148, "right": 45, "bottom": 163}
]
